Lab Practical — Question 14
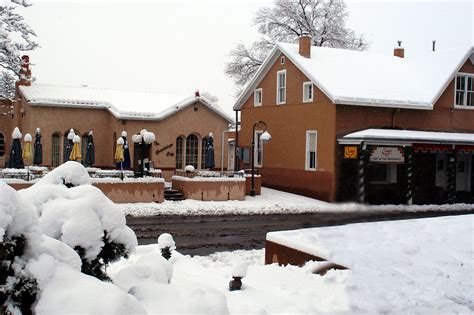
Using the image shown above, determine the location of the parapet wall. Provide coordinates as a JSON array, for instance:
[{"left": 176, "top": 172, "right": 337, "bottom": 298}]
[
  {"left": 6, "top": 180, "right": 164, "bottom": 203},
  {"left": 172, "top": 176, "right": 246, "bottom": 201}
]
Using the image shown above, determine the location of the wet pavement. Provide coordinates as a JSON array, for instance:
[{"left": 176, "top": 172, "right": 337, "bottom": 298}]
[{"left": 126, "top": 209, "right": 474, "bottom": 256}]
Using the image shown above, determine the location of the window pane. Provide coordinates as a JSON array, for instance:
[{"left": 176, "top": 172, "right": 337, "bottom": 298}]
[
  {"left": 176, "top": 137, "right": 183, "bottom": 169},
  {"left": 51, "top": 133, "right": 60, "bottom": 167},
  {"left": 456, "top": 91, "right": 465, "bottom": 106},
  {"left": 201, "top": 137, "right": 207, "bottom": 169},
  {"left": 186, "top": 134, "right": 198, "bottom": 168},
  {"left": 309, "top": 152, "right": 316, "bottom": 169},
  {"left": 0, "top": 132, "right": 4, "bottom": 156}
]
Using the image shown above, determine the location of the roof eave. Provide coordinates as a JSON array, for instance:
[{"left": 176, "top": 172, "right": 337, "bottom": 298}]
[{"left": 335, "top": 99, "right": 433, "bottom": 110}]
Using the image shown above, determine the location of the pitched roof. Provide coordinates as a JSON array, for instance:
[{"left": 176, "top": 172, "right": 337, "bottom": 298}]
[
  {"left": 233, "top": 43, "right": 473, "bottom": 110},
  {"left": 19, "top": 84, "right": 233, "bottom": 122}
]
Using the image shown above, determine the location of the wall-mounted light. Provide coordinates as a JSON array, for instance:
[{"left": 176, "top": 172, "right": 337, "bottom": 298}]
[{"left": 20, "top": 108, "right": 25, "bottom": 117}]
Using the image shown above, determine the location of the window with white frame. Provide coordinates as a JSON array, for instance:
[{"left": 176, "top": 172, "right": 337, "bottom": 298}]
[
  {"left": 305, "top": 130, "right": 317, "bottom": 170},
  {"left": 254, "top": 88, "right": 262, "bottom": 107},
  {"left": 303, "top": 82, "right": 313, "bottom": 102},
  {"left": 276, "top": 70, "right": 286, "bottom": 105},
  {"left": 455, "top": 74, "right": 474, "bottom": 107},
  {"left": 254, "top": 130, "right": 263, "bottom": 167}
]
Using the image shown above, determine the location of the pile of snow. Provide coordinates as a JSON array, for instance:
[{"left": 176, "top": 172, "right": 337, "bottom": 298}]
[
  {"left": 267, "top": 215, "right": 474, "bottom": 313},
  {"left": 19, "top": 162, "right": 137, "bottom": 262},
  {"left": 0, "top": 180, "right": 144, "bottom": 314},
  {"left": 12, "top": 127, "right": 22, "bottom": 139},
  {"left": 24, "top": 133, "right": 32, "bottom": 142}
]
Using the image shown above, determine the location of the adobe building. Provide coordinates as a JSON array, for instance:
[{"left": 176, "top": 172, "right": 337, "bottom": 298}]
[
  {"left": 1, "top": 69, "right": 234, "bottom": 180},
  {"left": 234, "top": 36, "right": 474, "bottom": 204}
]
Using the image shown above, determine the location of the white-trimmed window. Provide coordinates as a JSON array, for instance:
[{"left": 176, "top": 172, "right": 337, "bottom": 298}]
[
  {"left": 455, "top": 74, "right": 474, "bottom": 107},
  {"left": 303, "top": 82, "right": 313, "bottom": 102},
  {"left": 280, "top": 56, "right": 285, "bottom": 64},
  {"left": 305, "top": 130, "right": 317, "bottom": 171},
  {"left": 254, "top": 88, "right": 262, "bottom": 107},
  {"left": 276, "top": 70, "right": 286, "bottom": 105},
  {"left": 254, "top": 130, "right": 263, "bottom": 167}
]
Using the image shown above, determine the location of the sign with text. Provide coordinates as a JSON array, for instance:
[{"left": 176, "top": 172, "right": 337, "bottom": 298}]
[
  {"left": 344, "top": 146, "right": 358, "bottom": 159},
  {"left": 370, "top": 146, "right": 405, "bottom": 163}
]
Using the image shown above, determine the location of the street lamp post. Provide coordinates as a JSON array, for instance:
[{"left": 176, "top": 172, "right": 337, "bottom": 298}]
[{"left": 250, "top": 120, "right": 271, "bottom": 197}]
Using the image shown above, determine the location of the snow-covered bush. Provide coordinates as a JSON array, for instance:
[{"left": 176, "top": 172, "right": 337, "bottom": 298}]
[
  {"left": 158, "top": 233, "right": 176, "bottom": 260},
  {"left": 185, "top": 165, "right": 195, "bottom": 173},
  {"left": 19, "top": 162, "right": 137, "bottom": 281}
]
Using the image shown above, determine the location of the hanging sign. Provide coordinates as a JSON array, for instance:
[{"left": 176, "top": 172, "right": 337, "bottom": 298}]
[
  {"left": 370, "top": 146, "right": 405, "bottom": 163},
  {"left": 344, "top": 146, "right": 358, "bottom": 159}
]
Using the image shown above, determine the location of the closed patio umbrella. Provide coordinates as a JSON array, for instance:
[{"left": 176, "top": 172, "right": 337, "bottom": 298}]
[
  {"left": 205, "top": 132, "right": 215, "bottom": 169},
  {"left": 121, "top": 131, "right": 131, "bottom": 169},
  {"left": 115, "top": 137, "right": 125, "bottom": 169},
  {"left": 33, "top": 128, "right": 43, "bottom": 165},
  {"left": 8, "top": 127, "right": 24, "bottom": 169},
  {"left": 64, "top": 128, "right": 75, "bottom": 162},
  {"left": 69, "top": 135, "right": 82, "bottom": 162},
  {"left": 22, "top": 133, "right": 33, "bottom": 162},
  {"left": 84, "top": 131, "right": 95, "bottom": 167}
]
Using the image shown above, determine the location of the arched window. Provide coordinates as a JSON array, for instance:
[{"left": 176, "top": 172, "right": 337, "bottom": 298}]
[
  {"left": 185, "top": 134, "right": 198, "bottom": 168},
  {"left": 0, "top": 132, "right": 5, "bottom": 157},
  {"left": 176, "top": 136, "right": 184, "bottom": 170},
  {"left": 201, "top": 137, "right": 208, "bottom": 169},
  {"left": 51, "top": 132, "right": 61, "bottom": 167},
  {"left": 81, "top": 133, "right": 88, "bottom": 164}
]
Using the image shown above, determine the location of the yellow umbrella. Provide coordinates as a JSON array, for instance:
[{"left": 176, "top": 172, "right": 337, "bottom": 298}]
[
  {"left": 22, "top": 133, "right": 33, "bottom": 161},
  {"left": 115, "top": 137, "right": 125, "bottom": 163},
  {"left": 69, "top": 135, "right": 82, "bottom": 161}
]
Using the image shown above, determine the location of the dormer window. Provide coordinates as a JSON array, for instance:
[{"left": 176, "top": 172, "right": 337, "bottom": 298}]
[
  {"left": 254, "top": 88, "right": 262, "bottom": 107},
  {"left": 303, "top": 82, "right": 313, "bottom": 102},
  {"left": 455, "top": 74, "right": 473, "bottom": 107},
  {"left": 280, "top": 56, "right": 285, "bottom": 64}
]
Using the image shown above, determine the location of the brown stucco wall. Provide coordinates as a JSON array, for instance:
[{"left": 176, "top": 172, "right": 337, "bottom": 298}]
[
  {"left": 172, "top": 177, "right": 246, "bottom": 201},
  {"left": 0, "top": 99, "right": 14, "bottom": 167},
  {"left": 239, "top": 53, "right": 337, "bottom": 201},
  {"left": 6, "top": 181, "right": 164, "bottom": 203},
  {"left": 8, "top": 96, "right": 231, "bottom": 178}
]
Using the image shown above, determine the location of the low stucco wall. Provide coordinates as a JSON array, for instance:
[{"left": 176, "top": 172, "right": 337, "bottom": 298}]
[
  {"left": 5, "top": 181, "right": 164, "bottom": 203},
  {"left": 172, "top": 176, "right": 246, "bottom": 201}
]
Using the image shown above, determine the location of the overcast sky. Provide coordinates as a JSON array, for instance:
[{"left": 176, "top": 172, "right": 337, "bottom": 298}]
[{"left": 17, "top": 0, "right": 474, "bottom": 116}]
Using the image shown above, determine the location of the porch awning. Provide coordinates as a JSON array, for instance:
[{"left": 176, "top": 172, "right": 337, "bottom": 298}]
[{"left": 338, "top": 128, "right": 474, "bottom": 146}]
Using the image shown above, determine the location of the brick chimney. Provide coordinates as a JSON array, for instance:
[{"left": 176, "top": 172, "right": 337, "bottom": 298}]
[
  {"left": 393, "top": 41, "right": 404, "bottom": 58},
  {"left": 298, "top": 33, "right": 312, "bottom": 58}
]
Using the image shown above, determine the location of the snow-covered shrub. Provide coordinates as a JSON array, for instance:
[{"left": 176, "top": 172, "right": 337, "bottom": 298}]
[
  {"left": 157, "top": 233, "right": 176, "bottom": 260},
  {"left": 19, "top": 162, "right": 137, "bottom": 281},
  {"left": 185, "top": 165, "right": 195, "bottom": 173}
]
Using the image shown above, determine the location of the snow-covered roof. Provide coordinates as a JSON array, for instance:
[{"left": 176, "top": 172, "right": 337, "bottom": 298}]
[
  {"left": 234, "top": 43, "right": 473, "bottom": 110},
  {"left": 338, "top": 128, "right": 474, "bottom": 145},
  {"left": 19, "top": 84, "right": 233, "bottom": 122}
]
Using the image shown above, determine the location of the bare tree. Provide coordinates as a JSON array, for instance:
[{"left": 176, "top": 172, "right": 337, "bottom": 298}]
[
  {"left": 0, "top": 0, "right": 37, "bottom": 99},
  {"left": 225, "top": 0, "right": 367, "bottom": 87}
]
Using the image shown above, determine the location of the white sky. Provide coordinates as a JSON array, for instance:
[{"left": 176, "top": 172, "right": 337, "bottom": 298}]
[{"left": 17, "top": 0, "right": 474, "bottom": 116}]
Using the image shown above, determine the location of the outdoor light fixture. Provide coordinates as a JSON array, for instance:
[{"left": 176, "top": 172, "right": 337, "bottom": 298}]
[{"left": 250, "top": 120, "right": 271, "bottom": 197}]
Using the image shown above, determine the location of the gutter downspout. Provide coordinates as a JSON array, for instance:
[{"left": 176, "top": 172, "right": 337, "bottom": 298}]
[{"left": 234, "top": 110, "right": 239, "bottom": 171}]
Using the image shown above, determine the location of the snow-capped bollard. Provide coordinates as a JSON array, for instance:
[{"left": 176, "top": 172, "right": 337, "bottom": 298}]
[
  {"left": 229, "top": 262, "right": 247, "bottom": 291},
  {"left": 157, "top": 233, "right": 176, "bottom": 260}
]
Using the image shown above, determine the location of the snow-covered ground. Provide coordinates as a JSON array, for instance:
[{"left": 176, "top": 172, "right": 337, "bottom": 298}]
[
  {"left": 121, "top": 187, "right": 474, "bottom": 216},
  {"left": 1, "top": 161, "right": 473, "bottom": 314},
  {"left": 109, "top": 214, "right": 474, "bottom": 314}
]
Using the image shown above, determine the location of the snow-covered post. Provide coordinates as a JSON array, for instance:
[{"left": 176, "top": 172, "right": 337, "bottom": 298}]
[
  {"left": 405, "top": 146, "right": 414, "bottom": 205},
  {"left": 358, "top": 144, "right": 367, "bottom": 204},
  {"left": 229, "top": 262, "right": 247, "bottom": 291},
  {"left": 447, "top": 153, "right": 457, "bottom": 204},
  {"left": 157, "top": 233, "right": 176, "bottom": 260}
]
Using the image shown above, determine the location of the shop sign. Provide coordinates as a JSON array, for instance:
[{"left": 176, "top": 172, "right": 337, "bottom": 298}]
[
  {"left": 344, "top": 146, "right": 358, "bottom": 159},
  {"left": 370, "top": 146, "right": 405, "bottom": 163}
]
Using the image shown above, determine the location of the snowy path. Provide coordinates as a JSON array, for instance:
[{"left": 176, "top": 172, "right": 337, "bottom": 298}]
[{"left": 120, "top": 187, "right": 474, "bottom": 217}]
